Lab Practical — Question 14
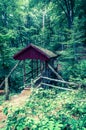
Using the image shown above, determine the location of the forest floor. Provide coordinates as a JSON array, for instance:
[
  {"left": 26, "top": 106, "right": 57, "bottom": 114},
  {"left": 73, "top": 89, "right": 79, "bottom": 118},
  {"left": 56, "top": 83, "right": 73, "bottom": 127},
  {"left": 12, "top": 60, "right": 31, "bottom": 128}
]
[
  {"left": 0, "top": 89, "right": 31, "bottom": 129},
  {"left": 0, "top": 88, "right": 86, "bottom": 129}
]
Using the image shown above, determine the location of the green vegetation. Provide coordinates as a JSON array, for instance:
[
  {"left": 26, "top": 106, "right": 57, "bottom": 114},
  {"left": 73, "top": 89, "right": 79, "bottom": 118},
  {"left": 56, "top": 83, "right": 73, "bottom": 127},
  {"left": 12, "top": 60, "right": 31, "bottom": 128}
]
[
  {"left": 0, "top": 0, "right": 86, "bottom": 129},
  {"left": 0, "top": 0, "right": 86, "bottom": 90},
  {"left": 0, "top": 92, "right": 18, "bottom": 105},
  {"left": 0, "top": 95, "right": 5, "bottom": 105},
  {"left": 3, "top": 88, "right": 86, "bottom": 130}
]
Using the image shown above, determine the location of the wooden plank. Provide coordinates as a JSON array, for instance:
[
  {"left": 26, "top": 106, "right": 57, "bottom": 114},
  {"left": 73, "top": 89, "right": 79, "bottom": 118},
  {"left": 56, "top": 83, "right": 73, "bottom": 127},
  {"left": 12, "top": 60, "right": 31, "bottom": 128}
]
[
  {"left": 37, "top": 83, "right": 41, "bottom": 88},
  {"left": 41, "top": 83, "right": 74, "bottom": 91},
  {"left": 33, "top": 75, "right": 41, "bottom": 84},
  {"left": 32, "top": 59, "right": 33, "bottom": 78},
  {"left": 48, "top": 64, "right": 64, "bottom": 81},
  {"left": 23, "top": 60, "right": 26, "bottom": 86},
  {"left": 37, "top": 60, "right": 38, "bottom": 76},
  {"left": 42, "top": 76, "right": 79, "bottom": 86}
]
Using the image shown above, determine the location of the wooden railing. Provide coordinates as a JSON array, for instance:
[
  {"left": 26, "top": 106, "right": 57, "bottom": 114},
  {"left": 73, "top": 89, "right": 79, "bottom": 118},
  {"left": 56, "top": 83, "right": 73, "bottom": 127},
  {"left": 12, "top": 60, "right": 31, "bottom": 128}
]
[
  {"left": 0, "top": 61, "right": 21, "bottom": 100},
  {"left": 0, "top": 61, "right": 20, "bottom": 88},
  {"left": 42, "top": 76, "right": 79, "bottom": 86},
  {"left": 24, "top": 67, "right": 42, "bottom": 87},
  {"left": 30, "top": 75, "right": 80, "bottom": 91}
]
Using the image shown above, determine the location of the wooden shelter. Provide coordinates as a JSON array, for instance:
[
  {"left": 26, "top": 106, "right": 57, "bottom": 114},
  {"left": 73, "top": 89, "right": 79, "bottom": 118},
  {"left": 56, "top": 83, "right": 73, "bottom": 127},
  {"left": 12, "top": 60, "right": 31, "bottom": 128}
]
[
  {"left": 0, "top": 44, "right": 78, "bottom": 93},
  {"left": 13, "top": 44, "right": 57, "bottom": 86},
  {"left": 14, "top": 44, "right": 57, "bottom": 61},
  {"left": 0, "top": 44, "right": 80, "bottom": 98}
]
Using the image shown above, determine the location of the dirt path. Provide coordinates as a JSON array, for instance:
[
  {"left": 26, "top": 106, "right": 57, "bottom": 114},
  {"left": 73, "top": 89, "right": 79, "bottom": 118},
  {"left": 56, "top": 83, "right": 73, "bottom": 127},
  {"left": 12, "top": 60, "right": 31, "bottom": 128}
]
[
  {"left": 0, "top": 88, "right": 31, "bottom": 128},
  {"left": 7, "top": 88, "right": 31, "bottom": 106}
]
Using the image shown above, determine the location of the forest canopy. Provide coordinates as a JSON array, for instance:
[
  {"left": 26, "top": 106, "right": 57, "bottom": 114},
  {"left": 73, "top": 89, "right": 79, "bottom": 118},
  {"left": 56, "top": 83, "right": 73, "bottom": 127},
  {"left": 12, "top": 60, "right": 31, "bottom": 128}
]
[
  {"left": 0, "top": 0, "right": 86, "bottom": 129},
  {"left": 0, "top": 0, "right": 86, "bottom": 91}
]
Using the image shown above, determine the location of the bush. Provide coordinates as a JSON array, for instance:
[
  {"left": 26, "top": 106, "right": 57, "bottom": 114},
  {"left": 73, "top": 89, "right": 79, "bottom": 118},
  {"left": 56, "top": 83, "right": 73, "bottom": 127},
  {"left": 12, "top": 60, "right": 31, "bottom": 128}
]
[{"left": 3, "top": 88, "right": 86, "bottom": 130}]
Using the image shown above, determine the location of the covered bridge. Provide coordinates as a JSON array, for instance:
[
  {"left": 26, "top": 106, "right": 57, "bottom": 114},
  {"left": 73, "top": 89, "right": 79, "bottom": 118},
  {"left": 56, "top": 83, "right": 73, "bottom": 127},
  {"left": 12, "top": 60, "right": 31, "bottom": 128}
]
[
  {"left": 14, "top": 44, "right": 58, "bottom": 87},
  {"left": 14, "top": 44, "right": 57, "bottom": 61}
]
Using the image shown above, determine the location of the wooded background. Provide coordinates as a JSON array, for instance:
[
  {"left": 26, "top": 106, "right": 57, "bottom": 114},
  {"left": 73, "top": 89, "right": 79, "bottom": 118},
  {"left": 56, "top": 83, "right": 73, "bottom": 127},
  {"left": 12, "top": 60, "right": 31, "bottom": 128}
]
[{"left": 0, "top": 0, "right": 86, "bottom": 92}]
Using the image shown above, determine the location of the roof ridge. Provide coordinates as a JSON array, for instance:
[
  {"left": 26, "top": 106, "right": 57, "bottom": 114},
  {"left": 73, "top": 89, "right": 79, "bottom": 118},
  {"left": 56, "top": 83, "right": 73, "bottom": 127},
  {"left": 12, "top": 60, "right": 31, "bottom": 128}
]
[{"left": 13, "top": 44, "right": 57, "bottom": 61}]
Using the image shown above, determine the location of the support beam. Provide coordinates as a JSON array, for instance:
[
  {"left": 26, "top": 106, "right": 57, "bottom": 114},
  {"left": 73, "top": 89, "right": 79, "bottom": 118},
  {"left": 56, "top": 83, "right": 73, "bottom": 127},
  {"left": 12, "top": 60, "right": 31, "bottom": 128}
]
[
  {"left": 32, "top": 59, "right": 33, "bottom": 78},
  {"left": 41, "top": 83, "right": 74, "bottom": 91},
  {"left": 48, "top": 64, "right": 64, "bottom": 81},
  {"left": 42, "top": 76, "right": 79, "bottom": 86},
  {"left": 37, "top": 60, "right": 38, "bottom": 76},
  {"left": 23, "top": 60, "right": 26, "bottom": 86}
]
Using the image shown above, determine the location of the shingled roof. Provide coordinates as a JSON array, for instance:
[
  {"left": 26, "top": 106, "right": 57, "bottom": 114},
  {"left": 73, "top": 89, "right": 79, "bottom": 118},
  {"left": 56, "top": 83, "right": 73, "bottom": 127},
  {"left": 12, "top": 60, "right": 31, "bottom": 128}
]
[{"left": 13, "top": 44, "right": 57, "bottom": 61}]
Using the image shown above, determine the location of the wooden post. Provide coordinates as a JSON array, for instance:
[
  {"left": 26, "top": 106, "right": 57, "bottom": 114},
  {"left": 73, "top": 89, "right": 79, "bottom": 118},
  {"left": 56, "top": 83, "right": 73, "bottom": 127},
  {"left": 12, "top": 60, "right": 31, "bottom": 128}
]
[
  {"left": 40, "top": 61, "right": 44, "bottom": 76},
  {"left": 37, "top": 60, "right": 38, "bottom": 76},
  {"left": 23, "top": 60, "right": 26, "bottom": 86},
  {"left": 32, "top": 59, "right": 33, "bottom": 78},
  {"left": 31, "top": 79, "right": 33, "bottom": 88},
  {"left": 5, "top": 77, "right": 9, "bottom": 100},
  {"left": 40, "top": 60, "right": 42, "bottom": 72}
]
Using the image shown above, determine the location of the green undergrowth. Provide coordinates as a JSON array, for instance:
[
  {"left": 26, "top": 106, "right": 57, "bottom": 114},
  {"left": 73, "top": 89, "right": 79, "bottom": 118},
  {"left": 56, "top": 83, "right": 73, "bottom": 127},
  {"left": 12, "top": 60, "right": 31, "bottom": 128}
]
[
  {"left": 0, "top": 95, "right": 5, "bottom": 105},
  {"left": 0, "top": 92, "right": 19, "bottom": 106},
  {"left": 2, "top": 88, "right": 86, "bottom": 130}
]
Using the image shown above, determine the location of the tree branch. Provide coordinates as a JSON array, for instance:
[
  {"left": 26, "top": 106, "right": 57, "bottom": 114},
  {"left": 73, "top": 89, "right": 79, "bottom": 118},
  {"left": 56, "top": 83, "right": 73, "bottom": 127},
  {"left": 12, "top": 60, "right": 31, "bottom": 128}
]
[{"left": 57, "top": 0, "right": 68, "bottom": 17}]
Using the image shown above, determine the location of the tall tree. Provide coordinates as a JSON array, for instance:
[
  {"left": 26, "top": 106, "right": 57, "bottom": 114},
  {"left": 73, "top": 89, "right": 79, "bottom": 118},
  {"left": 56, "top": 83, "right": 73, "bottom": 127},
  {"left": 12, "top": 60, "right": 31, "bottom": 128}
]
[{"left": 56, "top": 0, "right": 75, "bottom": 29}]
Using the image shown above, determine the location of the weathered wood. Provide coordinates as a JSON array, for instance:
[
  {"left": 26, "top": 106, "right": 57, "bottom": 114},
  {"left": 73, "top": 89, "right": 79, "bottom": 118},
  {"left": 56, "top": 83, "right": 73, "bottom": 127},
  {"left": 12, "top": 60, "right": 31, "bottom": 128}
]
[
  {"left": 40, "top": 61, "right": 44, "bottom": 73},
  {"left": 23, "top": 60, "right": 26, "bottom": 86},
  {"left": 48, "top": 64, "right": 64, "bottom": 81},
  {"left": 14, "top": 44, "right": 57, "bottom": 61},
  {"left": 31, "top": 79, "right": 33, "bottom": 88},
  {"left": 37, "top": 83, "right": 41, "bottom": 88},
  {"left": 25, "top": 67, "right": 41, "bottom": 83},
  {"left": 32, "top": 59, "right": 33, "bottom": 78},
  {"left": 42, "top": 76, "right": 79, "bottom": 86},
  {"left": 33, "top": 74, "right": 41, "bottom": 84},
  {"left": 5, "top": 77, "right": 9, "bottom": 100},
  {"left": 37, "top": 60, "right": 38, "bottom": 76},
  {"left": 41, "top": 83, "right": 74, "bottom": 91},
  {"left": 0, "top": 61, "right": 20, "bottom": 88}
]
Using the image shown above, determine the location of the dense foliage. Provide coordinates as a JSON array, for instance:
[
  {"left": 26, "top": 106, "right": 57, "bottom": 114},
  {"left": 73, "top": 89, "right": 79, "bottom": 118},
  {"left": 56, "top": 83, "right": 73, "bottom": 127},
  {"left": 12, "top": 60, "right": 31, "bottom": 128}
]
[
  {"left": 0, "top": 0, "right": 86, "bottom": 90},
  {"left": 3, "top": 88, "right": 86, "bottom": 130},
  {"left": 0, "top": 1, "right": 86, "bottom": 129}
]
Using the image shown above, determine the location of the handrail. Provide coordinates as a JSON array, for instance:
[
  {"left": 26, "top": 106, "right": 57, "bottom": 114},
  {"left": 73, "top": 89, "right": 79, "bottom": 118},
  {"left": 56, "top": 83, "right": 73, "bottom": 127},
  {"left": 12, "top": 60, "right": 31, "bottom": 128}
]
[
  {"left": 37, "top": 83, "right": 41, "bottom": 88},
  {"left": 0, "top": 61, "right": 21, "bottom": 88},
  {"left": 42, "top": 76, "right": 79, "bottom": 86},
  {"left": 41, "top": 83, "right": 74, "bottom": 91},
  {"left": 23, "top": 66, "right": 41, "bottom": 84},
  {"left": 33, "top": 74, "right": 41, "bottom": 84}
]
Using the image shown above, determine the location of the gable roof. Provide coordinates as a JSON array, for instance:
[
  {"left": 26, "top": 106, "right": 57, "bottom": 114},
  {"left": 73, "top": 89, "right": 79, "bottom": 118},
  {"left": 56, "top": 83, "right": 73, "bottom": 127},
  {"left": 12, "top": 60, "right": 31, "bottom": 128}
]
[{"left": 13, "top": 44, "right": 57, "bottom": 61}]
